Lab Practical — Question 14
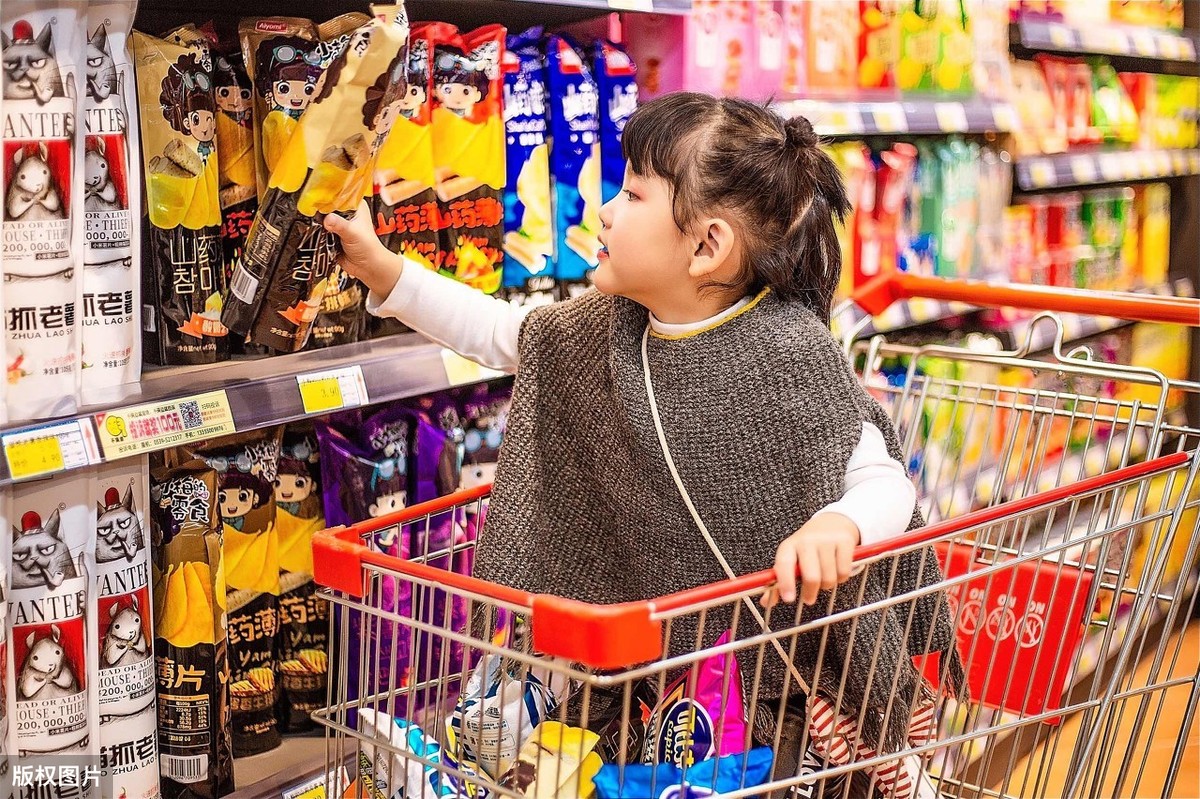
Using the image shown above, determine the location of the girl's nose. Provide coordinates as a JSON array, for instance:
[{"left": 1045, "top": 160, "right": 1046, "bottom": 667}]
[{"left": 598, "top": 196, "right": 615, "bottom": 229}]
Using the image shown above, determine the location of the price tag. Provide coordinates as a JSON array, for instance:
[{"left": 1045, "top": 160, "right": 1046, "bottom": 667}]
[
  {"left": 296, "top": 366, "right": 368, "bottom": 414},
  {"left": 1047, "top": 23, "right": 1074, "bottom": 49},
  {"left": 1099, "top": 153, "right": 1123, "bottom": 181},
  {"left": 1078, "top": 27, "right": 1112, "bottom": 52},
  {"left": 1070, "top": 156, "right": 1098, "bottom": 184},
  {"left": 935, "top": 102, "right": 969, "bottom": 133},
  {"left": 1029, "top": 159, "right": 1056, "bottom": 188},
  {"left": 1155, "top": 151, "right": 1173, "bottom": 175},
  {"left": 442, "top": 350, "right": 504, "bottom": 387},
  {"left": 872, "top": 103, "right": 908, "bottom": 133},
  {"left": 95, "top": 390, "right": 236, "bottom": 460},
  {"left": 1189, "top": 151, "right": 1200, "bottom": 173},
  {"left": 1131, "top": 30, "right": 1158, "bottom": 57},
  {"left": 991, "top": 103, "right": 1018, "bottom": 132},
  {"left": 1180, "top": 38, "right": 1197, "bottom": 61},
  {"left": 1171, "top": 151, "right": 1188, "bottom": 174},
  {"left": 1120, "top": 152, "right": 1139, "bottom": 179},
  {"left": 4, "top": 420, "right": 100, "bottom": 481},
  {"left": 607, "top": 0, "right": 654, "bottom": 10},
  {"left": 1156, "top": 34, "right": 1182, "bottom": 60},
  {"left": 824, "top": 105, "right": 864, "bottom": 135}
]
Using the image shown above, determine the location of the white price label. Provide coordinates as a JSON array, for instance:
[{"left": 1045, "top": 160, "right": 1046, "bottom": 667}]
[
  {"left": 1171, "top": 151, "right": 1188, "bottom": 174},
  {"left": 1156, "top": 34, "right": 1182, "bottom": 60},
  {"left": 1180, "top": 38, "right": 1197, "bottom": 61},
  {"left": 608, "top": 0, "right": 654, "bottom": 10},
  {"left": 4, "top": 420, "right": 100, "bottom": 481},
  {"left": 992, "top": 104, "right": 1018, "bottom": 132},
  {"left": 1131, "top": 30, "right": 1158, "bottom": 57},
  {"left": 1070, "top": 156, "right": 1098, "bottom": 184},
  {"left": 823, "top": 105, "right": 864, "bottom": 135},
  {"left": 1189, "top": 152, "right": 1200, "bottom": 173},
  {"left": 872, "top": 103, "right": 909, "bottom": 133},
  {"left": 1155, "top": 151, "right": 1173, "bottom": 175},
  {"left": 935, "top": 102, "right": 969, "bottom": 133},
  {"left": 1120, "top": 152, "right": 1139, "bottom": 179},
  {"left": 1047, "top": 23, "right": 1074, "bottom": 49},
  {"left": 1099, "top": 153, "right": 1123, "bottom": 181},
  {"left": 296, "top": 366, "right": 369, "bottom": 414},
  {"left": 1029, "top": 160, "right": 1056, "bottom": 188}
]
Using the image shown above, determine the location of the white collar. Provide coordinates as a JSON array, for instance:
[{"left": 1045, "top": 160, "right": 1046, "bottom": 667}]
[{"left": 648, "top": 295, "right": 753, "bottom": 336}]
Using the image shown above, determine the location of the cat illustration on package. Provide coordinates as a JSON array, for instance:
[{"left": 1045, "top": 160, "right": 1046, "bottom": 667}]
[
  {"left": 2, "top": 21, "right": 66, "bottom": 102},
  {"left": 96, "top": 483, "right": 143, "bottom": 563},
  {"left": 12, "top": 510, "right": 78, "bottom": 589}
]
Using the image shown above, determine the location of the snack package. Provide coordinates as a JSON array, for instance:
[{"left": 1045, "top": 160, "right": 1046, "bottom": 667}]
[
  {"left": 184, "top": 431, "right": 283, "bottom": 756},
  {"left": 10, "top": 474, "right": 100, "bottom": 799},
  {"left": 780, "top": 0, "right": 806, "bottom": 97},
  {"left": 1093, "top": 59, "right": 1139, "bottom": 145},
  {"left": 593, "top": 39, "right": 636, "bottom": 206},
  {"left": 1137, "top": 183, "right": 1169, "bottom": 285},
  {"left": 972, "top": 0, "right": 1010, "bottom": 101},
  {"left": 620, "top": 13, "right": 684, "bottom": 101},
  {"left": 355, "top": 709, "right": 453, "bottom": 799},
  {"left": 501, "top": 27, "right": 555, "bottom": 304},
  {"left": 1009, "top": 59, "right": 1065, "bottom": 156},
  {"left": 499, "top": 722, "right": 604, "bottom": 799},
  {"left": 429, "top": 22, "right": 506, "bottom": 293},
  {"left": 858, "top": 0, "right": 900, "bottom": 90},
  {"left": 745, "top": 1, "right": 784, "bottom": 101},
  {"left": 81, "top": 0, "right": 141, "bottom": 402},
  {"left": 446, "top": 654, "right": 572, "bottom": 779},
  {"left": 594, "top": 749, "right": 774, "bottom": 799},
  {"left": 94, "top": 458, "right": 160, "bottom": 799},
  {"left": 224, "top": 10, "right": 410, "bottom": 352},
  {"left": 149, "top": 458, "right": 235, "bottom": 799},
  {"left": 238, "top": 17, "right": 319, "bottom": 201},
  {"left": 456, "top": 383, "right": 510, "bottom": 492},
  {"left": 2, "top": 2, "right": 87, "bottom": 420},
  {"left": 806, "top": 1, "right": 858, "bottom": 92},
  {"left": 307, "top": 12, "right": 376, "bottom": 351},
  {"left": 0, "top": 496, "right": 9, "bottom": 799},
  {"left": 274, "top": 424, "right": 329, "bottom": 733},
  {"left": 546, "top": 34, "right": 601, "bottom": 298},
  {"left": 641, "top": 631, "right": 747, "bottom": 768},
  {"left": 131, "top": 31, "right": 230, "bottom": 365}
]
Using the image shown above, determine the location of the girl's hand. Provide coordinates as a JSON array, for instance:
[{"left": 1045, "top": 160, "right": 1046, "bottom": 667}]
[
  {"left": 323, "top": 200, "right": 401, "bottom": 298},
  {"left": 768, "top": 513, "right": 861, "bottom": 607}
]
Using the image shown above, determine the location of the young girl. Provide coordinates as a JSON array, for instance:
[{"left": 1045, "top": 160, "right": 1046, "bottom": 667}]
[{"left": 326, "top": 93, "right": 959, "bottom": 790}]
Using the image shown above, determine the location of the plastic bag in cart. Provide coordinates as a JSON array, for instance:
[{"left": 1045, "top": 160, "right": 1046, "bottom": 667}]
[
  {"left": 593, "top": 748, "right": 774, "bottom": 799},
  {"left": 354, "top": 708, "right": 454, "bottom": 799}
]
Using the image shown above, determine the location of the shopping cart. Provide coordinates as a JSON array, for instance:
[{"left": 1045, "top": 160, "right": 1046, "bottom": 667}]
[{"left": 311, "top": 278, "right": 1200, "bottom": 799}]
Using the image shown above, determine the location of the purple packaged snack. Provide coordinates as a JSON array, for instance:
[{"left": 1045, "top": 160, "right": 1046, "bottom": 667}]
[
  {"left": 592, "top": 39, "right": 637, "bottom": 205},
  {"left": 642, "top": 630, "right": 748, "bottom": 767}
]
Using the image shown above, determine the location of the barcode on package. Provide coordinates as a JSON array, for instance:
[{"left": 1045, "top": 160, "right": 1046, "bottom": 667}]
[
  {"left": 229, "top": 265, "right": 261, "bottom": 304},
  {"left": 162, "top": 754, "right": 207, "bottom": 783},
  {"left": 180, "top": 400, "right": 203, "bottom": 430}
]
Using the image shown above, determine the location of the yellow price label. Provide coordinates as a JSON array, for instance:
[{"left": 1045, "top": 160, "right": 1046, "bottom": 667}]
[
  {"left": 607, "top": 0, "right": 653, "bottom": 9},
  {"left": 1070, "top": 156, "right": 1098, "bottom": 184},
  {"left": 826, "top": 106, "right": 864, "bottom": 134},
  {"left": 872, "top": 104, "right": 908, "bottom": 133},
  {"left": 298, "top": 377, "right": 344, "bottom": 414},
  {"left": 442, "top": 350, "right": 503, "bottom": 387},
  {"left": 6, "top": 435, "right": 66, "bottom": 480},
  {"left": 1030, "top": 160, "right": 1056, "bottom": 188}
]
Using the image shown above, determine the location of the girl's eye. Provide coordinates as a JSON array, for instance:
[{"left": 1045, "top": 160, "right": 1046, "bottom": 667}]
[
  {"left": 624, "top": 190, "right": 637, "bottom": 201},
  {"left": 277, "top": 83, "right": 289, "bottom": 95},
  {"left": 304, "top": 84, "right": 314, "bottom": 95}
]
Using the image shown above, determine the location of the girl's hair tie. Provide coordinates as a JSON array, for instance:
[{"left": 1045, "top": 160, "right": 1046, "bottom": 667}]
[{"left": 783, "top": 115, "right": 817, "bottom": 149}]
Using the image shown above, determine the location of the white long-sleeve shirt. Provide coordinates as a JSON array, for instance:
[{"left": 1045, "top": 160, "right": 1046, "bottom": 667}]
[{"left": 367, "top": 262, "right": 917, "bottom": 546}]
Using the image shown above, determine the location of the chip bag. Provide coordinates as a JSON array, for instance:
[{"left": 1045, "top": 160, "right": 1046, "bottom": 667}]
[
  {"left": 428, "top": 22, "right": 507, "bottom": 293},
  {"left": 131, "top": 30, "right": 230, "bottom": 365},
  {"left": 355, "top": 709, "right": 454, "bottom": 799},
  {"left": 224, "top": 9, "right": 410, "bottom": 352},
  {"left": 592, "top": 39, "right": 636, "bottom": 206},
  {"left": 499, "top": 722, "right": 604, "bottom": 799},
  {"left": 594, "top": 749, "right": 774, "bottom": 799}
]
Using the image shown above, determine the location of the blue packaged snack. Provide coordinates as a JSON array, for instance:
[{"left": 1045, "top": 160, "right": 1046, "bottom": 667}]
[
  {"left": 545, "top": 34, "right": 602, "bottom": 297},
  {"left": 501, "top": 28, "right": 556, "bottom": 305},
  {"left": 592, "top": 39, "right": 637, "bottom": 205},
  {"left": 594, "top": 748, "right": 774, "bottom": 799}
]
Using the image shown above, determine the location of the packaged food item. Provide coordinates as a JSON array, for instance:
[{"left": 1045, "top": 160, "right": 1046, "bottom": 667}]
[
  {"left": 1009, "top": 59, "right": 1066, "bottom": 155},
  {"left": 149, "top": 458, "right": 235, "bottom": 799},
  {"left": 501, "top": 28, "right": 555, "bottom": 304},
  {"left": 10, "top": 474, "right": 99, "bottom": 798},
  {"left": 594, "top": 748, "right": 774, "bottom": 799},
  {"left": 745, "top": 1, "right": 784, "bottom": 101},
  {"left": 238, "top": 17, "right": 319, "bottom": 201},
  {"left": 593, "top": 39, "right": 636, "bottom": 206},
  {"left": 972, "top": 0, "right": 1011, "bottom": 101},
  {"left": 2, "top": 2, "right": 87, "bottom": 420},
  {"left": 456, "top": 383, "right": 511, "bottom": 491},
  {"left": 780, "top": 0, "right": 806, "bottom": 97},
  {"left": 446, "top": 654, "right": 572, "bottom": 779},
  {"left": 851, "top": 144, "right": 881, "bottom": 287},
  {"left": 131, "top": 30, "right": 230, "bottom": 366},
  {"left": 1137, "top": 183, "right": 1169, "bottom": 285},
  {"left": 1037, "top": 55, "right": 1098, "bottom": 146},
  {"left": 806, "top": 0, "right": 859, "bottom": 92},
  {"left": 1113, "top": 186, "right": 1137, "bottom": 289},
  {"left": 976, "top": 144, "right": 1012, "bottom": 280},
  {"left": 871, "top": 142, "right": 918, "bottom": 279},
  {"left": 94, "top": 458, "right": 160, "bottom": 799},
  {"left": 546, "top": 34, "right": 602, "bottom": 298},
  {"left": 355, "top": 709, "right": 453, "bottom": 799},
  {"left": 224, "top": 10, "right": 410, "bottom": 352},
  {"left": 184, "top": 430, "right": 283, "bottom": 756},
  {"left": 826, "top": 143, "right": 872, "bottom": 295},
  {"left": 1091, "top": 59, "right": 1138, "bottom": 144},
  {"left": 620, "top": 13, "right": 684, "bottom": 102},
  {"left": 1117, "top": 71, "right": 1155, "bottom": 149},
  {"left": 0, "top": 497, "right": 9, "bottom": 798},
  {"left": 428, "top": 22, "right": 506, "bottom": 293},
  {"left": 81, "top": 0, "right": 141, "bottom": 402},
  {"left": 933, "top": 0, "right": 973, "bottom": 95},
  {"left": 500, "top": 722, "right": 603, "bottom": 799},
  {"left": 274, "top": 424, "right": 329, "bottom": 733},
  {"left": 858, "top": 0, "right": 900, "bottom": 90}
]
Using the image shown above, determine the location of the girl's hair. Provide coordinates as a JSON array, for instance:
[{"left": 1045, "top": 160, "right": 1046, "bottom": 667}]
[
  {"left": 160, "top": 53, "right": 216, "bottom": 133},
  {"left": 255, "top": 37, "right": 316, "bottom": 100},
  {"left": 362, "top": 51, "right": 407, "bottom": 129},
  {"left": 621, "top": 93, "right": 851, "bottom": 323},
  {"left": 433, "top": 46, "right": 489, "bottom": 96}
]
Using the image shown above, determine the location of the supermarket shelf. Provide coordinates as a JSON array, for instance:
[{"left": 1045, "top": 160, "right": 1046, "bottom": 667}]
[
  {"left": 0, "top": 334, "right": 507, "bottom": 487},
  {"left": 1011, "top": 17, "right": 1198, "bottom": 64},
  {"left": 774, "top": 98, "right": 1015, "bottom": 137},
  {"left": 833, "top": 295, "right": 977, "bottom": 341},
  {"left": 1014, "top": 148, "right": 1200, "bottom": 191},
  {"left": 229, "top": 735, "right": 337, "bottom": 799}
]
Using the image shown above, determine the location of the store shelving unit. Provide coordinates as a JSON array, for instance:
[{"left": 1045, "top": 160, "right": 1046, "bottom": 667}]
[
  {"left": 774, "top": 97, "right": 1015, "bottom": 137},
  {"left": 1014, "top": 148, "right": 1200, "bottom": 191},
  {"left": 1011, "top": 15, "right": 1199, "bottom": 64}
]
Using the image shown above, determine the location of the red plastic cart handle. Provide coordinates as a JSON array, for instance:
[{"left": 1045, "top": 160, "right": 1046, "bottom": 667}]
[
  {"left": 312, "top": 451, "right": 1190, "bottom": 670},
  {"left": 853, "top": 272, "right": 1200, "bottom": 326}
]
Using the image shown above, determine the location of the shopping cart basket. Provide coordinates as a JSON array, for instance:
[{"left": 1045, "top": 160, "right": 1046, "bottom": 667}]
[{"left": 312, "top": 449, "right": 1199, "bottom": 799}]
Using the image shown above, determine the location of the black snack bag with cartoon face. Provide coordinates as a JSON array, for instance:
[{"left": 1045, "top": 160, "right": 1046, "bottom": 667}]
[
  {"left": 273, "top": 423, "right": 329, "bottom": 732},
  {"left": 182, "top": 430, "right": 283, "bottom": 757},
  {"left": 149, "top": 456, "right": 235, "bottom": 799},
  {"left": 131, "top": 32, "right": 230, "bottom": 365}
]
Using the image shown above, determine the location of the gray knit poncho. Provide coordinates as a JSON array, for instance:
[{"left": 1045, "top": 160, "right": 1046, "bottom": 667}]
[{"left": 473, "top": 288, "right": 963, "bottom": 752}]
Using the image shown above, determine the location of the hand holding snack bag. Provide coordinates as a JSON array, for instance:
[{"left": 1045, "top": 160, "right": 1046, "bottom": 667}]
[{"left": 222, "top": 8, "right": 411, "bottom": 352}]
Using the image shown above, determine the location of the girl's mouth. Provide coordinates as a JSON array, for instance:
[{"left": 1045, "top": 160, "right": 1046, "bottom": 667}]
[
  {"left": 290, "top": 99, "right": 305, "bottom": 108},
  {"left": 597, "top": 245, "right": 609, "bottom": 261}
]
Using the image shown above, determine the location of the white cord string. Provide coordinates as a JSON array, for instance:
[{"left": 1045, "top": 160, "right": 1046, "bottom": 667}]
[{"left": 640, "top": 326, "right": 811, "bottom": 696}]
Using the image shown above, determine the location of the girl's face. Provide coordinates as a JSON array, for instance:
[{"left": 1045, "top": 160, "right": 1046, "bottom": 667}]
[
  {"left": 594, "top": 165, "right": 693, "bottom": 306},
  {"left": 369, "top": 491, "right": 406, "bottom": 518},
  {"left": 374, "top": 99, "right": 403, "bottom": 136},
  {"left": 272, "top": 78, "right": 315, "bottom": 112},
  {"left": 399, "top": 84, "right": 425, "bottom": 116},
  {"left": 437, "top": 81, "right": 481, "bottom": 115},
  {"left": 186, "top": 109, "right": 217, "bottom": 143},
  {"left": 216, "top": 85, "right": 250, "bottom": 114},
  {"left": 274, "top": 473, "right": 313, "bottom": 503}
]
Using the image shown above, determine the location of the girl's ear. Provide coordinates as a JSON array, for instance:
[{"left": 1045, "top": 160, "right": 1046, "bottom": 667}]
[{"left": 687, "top": 217, "right": 738, "bottom": 280}]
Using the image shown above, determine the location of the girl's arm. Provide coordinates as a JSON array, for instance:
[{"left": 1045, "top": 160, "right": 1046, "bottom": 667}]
[
  {"left": 810, "top": 422, "right": 917, "bottom": 545},
  {"left": 366, "top": 261, "right": 530, "bottom": 373}
]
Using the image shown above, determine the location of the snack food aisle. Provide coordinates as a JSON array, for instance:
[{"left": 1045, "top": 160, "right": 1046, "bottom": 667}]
[{"left": 0, "top": 1, "right": 1197, "bottom": 799}]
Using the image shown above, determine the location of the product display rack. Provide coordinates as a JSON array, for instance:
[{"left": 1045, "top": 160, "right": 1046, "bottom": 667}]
[
  {"left": 774, "top": 97, "right": 1016, "bottom": 137},
  {"left": 1011, "top": 15, "right": 1199, "bottom": 65},
  {"left": 1014, "top": 147, "right": 1200, "bottom": 191}
]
